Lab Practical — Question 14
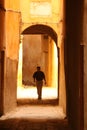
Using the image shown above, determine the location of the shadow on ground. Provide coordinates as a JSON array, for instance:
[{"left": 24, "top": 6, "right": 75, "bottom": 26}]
[{"left": 0, "top": 118, "right": 72, "bottom": 130}]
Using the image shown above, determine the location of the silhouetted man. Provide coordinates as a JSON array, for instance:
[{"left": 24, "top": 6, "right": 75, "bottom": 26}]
[{"left": 33, "top": 66, "right": 46, "bottom": 99}]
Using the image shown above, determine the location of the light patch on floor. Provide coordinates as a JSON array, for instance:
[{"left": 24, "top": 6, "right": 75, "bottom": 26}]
[{"left": 17, "top": 86, "right": 58, "bottom": 99}]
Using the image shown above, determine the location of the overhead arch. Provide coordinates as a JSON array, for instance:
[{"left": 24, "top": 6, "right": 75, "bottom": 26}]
[{"left": 22, "top": 24, "right": 57, "bottom": 43}]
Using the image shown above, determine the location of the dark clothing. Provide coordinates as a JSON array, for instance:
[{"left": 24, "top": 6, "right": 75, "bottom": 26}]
[
  {"left": 33, "top": 69, "right": 46, "bottom": 99},
  {"left": 36, "top": 80, "right": 43, "bottom": 99},
  {"left": 33, "top": 71, "right": 45, "bottom": 81}
]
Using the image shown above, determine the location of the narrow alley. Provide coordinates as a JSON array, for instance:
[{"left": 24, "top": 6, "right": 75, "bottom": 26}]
[
  {"left": 0, "top": 104, "right": 71, "bottom": 130},
  {"left": 0, "top": 86, "right": 71, "bottom": 130},
  {"left": 0, "top": 0, "right": 86, "bottom": 129}
]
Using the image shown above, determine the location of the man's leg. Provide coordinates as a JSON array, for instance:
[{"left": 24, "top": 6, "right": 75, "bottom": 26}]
[
  {"left": 38, "top": 85, "right": 42, "bottom": 99},
  {"left": 36, "top": 81, "right": 43, "bottom": 99}
]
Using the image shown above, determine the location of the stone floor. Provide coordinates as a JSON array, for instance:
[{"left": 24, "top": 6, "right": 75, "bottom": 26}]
[
  {"left": 0, "top": 104, "right": 72, "bottom": 130},
  {"left": 17, "top": 86, "right": 58, "bottom": 99},
  {"left": 0, "top": 86, "right": 72, "bottom": 130}
]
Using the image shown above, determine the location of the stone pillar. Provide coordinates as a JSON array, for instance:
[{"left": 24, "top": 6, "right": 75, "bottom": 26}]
[{"left": 3, "top": 10, "right": 21, "bottom": 113}]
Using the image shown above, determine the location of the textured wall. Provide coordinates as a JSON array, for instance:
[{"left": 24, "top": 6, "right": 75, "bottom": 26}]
[
  {"left": 84, "top": 0, "right": 87, "bottom": 129},
  {"left": 22, "top": 35, "right": 58, "bottom": 89},
  {"left": 65, "top": 0, "right": 84, "bottom": 129},
  {"left": 0, "top": 3, "right": 5, "bottom": 116},
  {"left": 84, "top": 46, "right": 87, "bottom": 130},
  {"left": 0, "top": 10, "right": 5, "bottom": 50},
  {"left": 22, "top": 35, "right": 43, "bottom": 85},
  {"left": 20, "top": 0, "right": 64, "bottom": 45},
  {"left": 0, "top": 0, "right": 4, "bottom": 5},
  {"left": 5, "top": 0, "right": 20, "bottom": 11},
  {"left": 3, "top": 7, "right": 20, "bottom": 113},
  {"left": 4, "top": 58, "right": 18, "bottom": 113}
]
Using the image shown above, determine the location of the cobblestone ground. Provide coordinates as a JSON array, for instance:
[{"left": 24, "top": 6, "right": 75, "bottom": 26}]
[{"left": 0, "top": 105, "right": 72, "bottom": 130}]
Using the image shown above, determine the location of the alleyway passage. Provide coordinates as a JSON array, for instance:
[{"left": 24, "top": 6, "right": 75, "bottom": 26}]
[{"left": 0, "top": 105, "right": 72, "bottom": 130}]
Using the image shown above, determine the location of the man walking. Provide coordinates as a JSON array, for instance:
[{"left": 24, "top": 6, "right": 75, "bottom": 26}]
[{"left": 33, "top": 66, "right": 46, "bottom": 99}]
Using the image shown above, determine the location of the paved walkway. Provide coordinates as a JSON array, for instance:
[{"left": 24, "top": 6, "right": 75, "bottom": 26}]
[
  {"left": 0, "top": 105, "right": 72, "bottom": 130},
  {"left": 0, "top": 86, "right": 72, "bottom": 130},
  {"left": 17, "top": 86, "right": 59, "bottom": 105},
  {"left": 0, "top": 105, "right": 66, "bottom": 120}
]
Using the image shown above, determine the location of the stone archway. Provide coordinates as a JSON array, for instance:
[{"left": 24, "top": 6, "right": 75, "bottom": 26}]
[
  {"left": 22, "top": 24, "right": 57, "bottom": 44},
  {"left": 19, "top": 23, "right": 66, "bottom": 114},
  {"left": 17, "top": 24, "right": 59, "bottom": 100}
]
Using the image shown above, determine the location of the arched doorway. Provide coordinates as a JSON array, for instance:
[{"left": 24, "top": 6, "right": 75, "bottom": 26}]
[
  {"left": 22, "top": 24, "right": 57, "bottom": 43},
  {"left": 17, "top": 24, "right": 59, "bottom": 101}
]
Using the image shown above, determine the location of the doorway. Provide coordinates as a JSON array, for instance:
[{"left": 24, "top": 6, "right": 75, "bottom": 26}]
[
  {"left": 17, "top": 34, "right": 58, "bottom": 100},
  {"left": 17, "top": 24, "right": 59, "bottom": 101}
]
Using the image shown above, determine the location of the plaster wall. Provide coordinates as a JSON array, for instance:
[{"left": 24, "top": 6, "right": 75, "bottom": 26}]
[
  {"left": 3, "top": 10, "right": 20, "bottom": 113},
  {"left": 22, "top": 35, "right": 43, "bottom": 85},
  {"left": 0, "top": 53, "right": 2, "bottom": 115},
  {"left": 83, "top": 0, "right": 87, "bottom": 128},
  {"left": 41, "top": 35, "right": 51, "bottom": 87},
  {"left": 6, "top": 11, "right": 20, "bottom": 60},
  {"left": 65, "top": 0, "right": 84, "bottom": 129},
  {"left": 0, "top": 51, "right": 4, "bottom": 116},
  {"left": 47, "top": 40, "right": 58, "bottom": 88},
  {"left": 20, "top": 0, "right": 64, "bottom": 47},
  {"left": 84, "top": 45, "right": 87, "bottom": 129},
  {"left": 5, "top": 0, "right": 20, "bottom": 11},
  {"left": 20, "top": 0, "right": 60, "bottom": 23},
  {"left": 22, "top": 35, "right": 53, "bottom": 87},
  {"left": 0, "top": 11, "right": 5, "bottom": 50},
  {"left": 0, "top": 0, "right": 4, "bottom": 6},
  {"left": 0, "top": 8, "right": 5, "bottom": 115},
  {"left": 59, "top": 41, "right": 66, "bottom": 114}
]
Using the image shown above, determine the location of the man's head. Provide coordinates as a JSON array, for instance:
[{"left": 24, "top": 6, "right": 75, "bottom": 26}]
[{"left": 37, "top": 66, "right": 40, "bottom": 71}]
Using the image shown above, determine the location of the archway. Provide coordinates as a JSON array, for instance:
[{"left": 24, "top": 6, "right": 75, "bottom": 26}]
[
  {"left": 22, "top": 24, "right": 57, "bottom": 44},
  {"left": 17, "top": 24, "right": 59, "bottom": 101}
]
